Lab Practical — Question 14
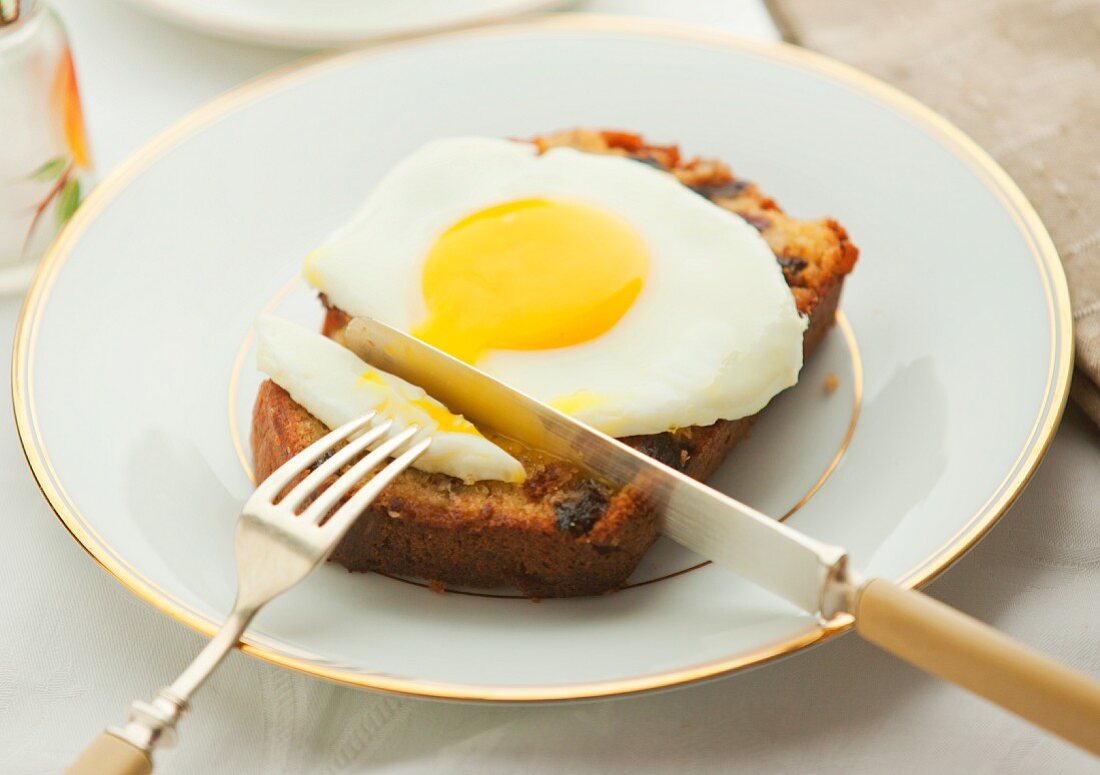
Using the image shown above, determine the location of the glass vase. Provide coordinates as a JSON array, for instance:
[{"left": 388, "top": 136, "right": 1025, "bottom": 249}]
[{"left": 0, "top": 0, "right": 93, "bottom": 293}]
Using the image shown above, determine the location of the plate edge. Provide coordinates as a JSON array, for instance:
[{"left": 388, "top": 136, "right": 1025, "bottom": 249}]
[{"left": 11, "top": 14, "right": 1074, "bottom": 702}]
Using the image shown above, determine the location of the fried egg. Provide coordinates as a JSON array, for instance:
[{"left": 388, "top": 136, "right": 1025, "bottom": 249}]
[
  {"left": 255, "top": 315, "right": 525, "bottom": 484},
  {"left": 305, "top": 137, "right": 806, "bottom": 438}
]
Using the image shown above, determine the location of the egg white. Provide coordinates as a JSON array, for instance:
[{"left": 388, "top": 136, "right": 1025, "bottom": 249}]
[
  {"left": 306, "top": 137, "right": 807, "bottom": 438},
  {"left": 255, "top": 315, "right": 525, "bottom": 484}
]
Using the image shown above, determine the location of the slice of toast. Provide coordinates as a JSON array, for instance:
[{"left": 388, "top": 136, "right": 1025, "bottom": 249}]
[{"left": 252, "top": 129, "right": 858, "bottom": 597}]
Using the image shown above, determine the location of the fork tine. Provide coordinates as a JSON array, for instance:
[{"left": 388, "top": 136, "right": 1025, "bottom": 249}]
[
  {"left": 322, "top": 437, "right": 433, "bottom": 540},
  {"left": 252, "top": 412, "right": 377, "bottom": 501},
  {"left": 299, "top": 425, "right": 422, "bottom": 525},
  {"left": 279, "top": 419, "right": 394, "bottom": 512}
]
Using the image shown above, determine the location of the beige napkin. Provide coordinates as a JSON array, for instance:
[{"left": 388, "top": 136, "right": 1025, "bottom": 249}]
[{"left": 768, "top": 0, "right": 1100, "bottom": 428}]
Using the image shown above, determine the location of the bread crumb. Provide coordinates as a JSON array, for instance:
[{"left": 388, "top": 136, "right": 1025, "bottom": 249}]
[
  {"left": 530, "top": 596, "right": 541, "bottom": 604},
  {"left": 428, "top": 580, "right": 446, "bottom": 594},
  {"left": 824, "top": 373, "right": 839, "bottom": 393}
]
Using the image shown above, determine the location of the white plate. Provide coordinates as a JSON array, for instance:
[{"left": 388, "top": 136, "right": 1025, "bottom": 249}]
[
  {"left": 14, "top": 17, "right": 1071, "bottom": 701},
  {"left": 124, "top": 0, "right": 570, "bottom": 49}
]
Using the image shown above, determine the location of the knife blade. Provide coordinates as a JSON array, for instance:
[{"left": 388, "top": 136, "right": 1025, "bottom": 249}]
[
  {"left": 344, "top": 316, "right": 848, "bottom": 618},
  {"left": 341, "top": 319, "right": 1100, "bottom": 753}
]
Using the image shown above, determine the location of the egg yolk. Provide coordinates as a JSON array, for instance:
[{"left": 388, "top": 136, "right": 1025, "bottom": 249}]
[
  {"left": 409, "top": 396, "right": 479, "bottom": 435},
  {"left": 549, "top": 389, "right": 604, "bottom": 415},
  {"left": 413, "top": 198, "right": 648, "bottom": 363},
  {"left": 359, "top": 370, "right": 479, "bottom": 435}
]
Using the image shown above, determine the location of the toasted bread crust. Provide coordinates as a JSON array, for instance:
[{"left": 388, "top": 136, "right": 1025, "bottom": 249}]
[
  {"left": 254, "top": 379, "right": 661, "bottom": 596},
  {"left": 252, "top": 129, "right": 857, "bottom": 597}
]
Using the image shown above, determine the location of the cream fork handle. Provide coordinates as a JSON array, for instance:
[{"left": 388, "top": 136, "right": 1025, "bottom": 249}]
[
  {"left": 67, "top": 732, "right": 151, "bottom": 775},
  {"left": 856, "top": 578, "right": 1100, "bottom": 754},
  {"left": 65, "top": 607, "right": 257, "bottom": 774}
]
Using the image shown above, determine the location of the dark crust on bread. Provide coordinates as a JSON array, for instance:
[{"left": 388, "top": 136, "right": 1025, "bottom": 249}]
[
  {"left": 252, "top": 129, "right": 858, "bottom": 597},
  {"left": 254, "top": 381, "right": 660, "bottom": 597}
]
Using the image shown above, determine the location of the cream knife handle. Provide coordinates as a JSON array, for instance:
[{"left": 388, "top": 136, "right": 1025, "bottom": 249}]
[
  {"left": 67, "top": 732, "right": 153, "bottom": 775},
  {"left": 855, "top": 578, "right": 1100, "bottom": 755}
]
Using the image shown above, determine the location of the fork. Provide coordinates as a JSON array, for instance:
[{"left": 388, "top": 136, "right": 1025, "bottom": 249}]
[{"left": 67, "top": 414, "right": 431, "bottom": 775}]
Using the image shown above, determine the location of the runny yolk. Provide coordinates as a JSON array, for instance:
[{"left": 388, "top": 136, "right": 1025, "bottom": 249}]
[
  {"left": 413, "top": 198, "right": 648, "bottom": 363},
  {"left": 549, "top": 389, "right": 603, "bottom": 415},
  {"left": 359, "top": 370, "right": 479, "bottom": 435},
  {"left": 410, "top": 396, "right": 479, "bottom": 435}
]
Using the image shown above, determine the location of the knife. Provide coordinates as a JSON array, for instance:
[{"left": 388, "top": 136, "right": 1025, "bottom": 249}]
[{"left": 345, "top": 316, "right": 1100, "bottom": 754}]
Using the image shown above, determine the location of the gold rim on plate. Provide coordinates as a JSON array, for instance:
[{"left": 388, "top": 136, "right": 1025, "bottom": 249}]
[{"left": 11, "top": 15, "right": 1073, "bottom": 702}]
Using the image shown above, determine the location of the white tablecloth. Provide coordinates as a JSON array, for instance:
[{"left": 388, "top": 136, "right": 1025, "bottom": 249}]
[{"left": 3, "top": 1, "right": 1098, "bottom": 772}]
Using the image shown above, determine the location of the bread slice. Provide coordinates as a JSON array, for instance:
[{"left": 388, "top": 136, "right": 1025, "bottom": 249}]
[{"left": 252, "top": 129, "right": 858, "bottom": 597}]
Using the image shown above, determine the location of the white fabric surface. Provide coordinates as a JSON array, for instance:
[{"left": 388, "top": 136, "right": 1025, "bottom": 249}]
[{"left": 2, "top": 1, "right": 1097, "bottom": 772}]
